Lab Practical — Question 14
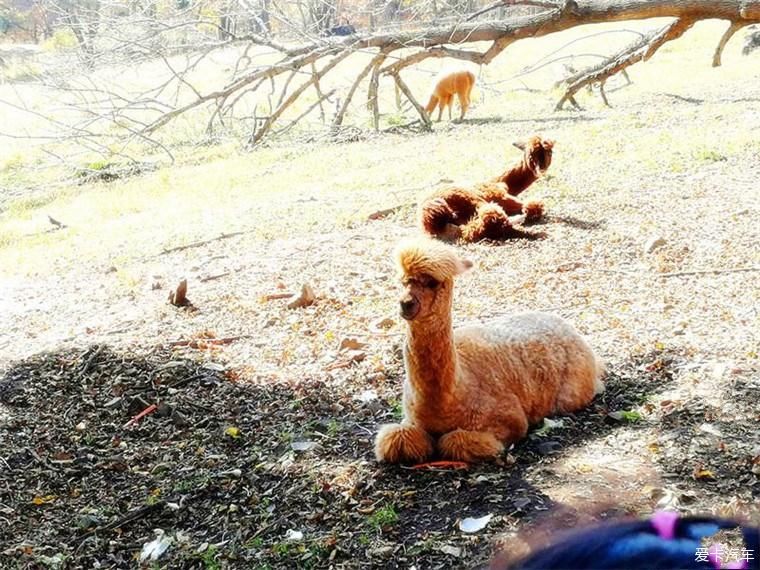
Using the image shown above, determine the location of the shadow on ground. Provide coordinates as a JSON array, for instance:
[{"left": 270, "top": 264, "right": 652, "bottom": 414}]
[{"left": 0, "top": 345, "right": 717, "bottom": 569}]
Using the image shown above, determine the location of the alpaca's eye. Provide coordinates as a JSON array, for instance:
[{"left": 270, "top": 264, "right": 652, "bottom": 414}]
[{"left": 423, "top": 277, "right": 440, "bottom": 289}]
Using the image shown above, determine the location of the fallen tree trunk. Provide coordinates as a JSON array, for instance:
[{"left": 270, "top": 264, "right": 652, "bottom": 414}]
[
  {"left": 165, "top": 0, "right": 760, "bottom": 142},
  {"left": 10, "top": 0, "right": 760, "bottom": 152}
]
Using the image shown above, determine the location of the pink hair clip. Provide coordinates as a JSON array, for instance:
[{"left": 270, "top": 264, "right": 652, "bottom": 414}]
[
  {"left": 651, "top": 510, "right": 679, "bottom": 540},
  {"left": 650, "top": 511, "right": 749, "bottom": 569}
]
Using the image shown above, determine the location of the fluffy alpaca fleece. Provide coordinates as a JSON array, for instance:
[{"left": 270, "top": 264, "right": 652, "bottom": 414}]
[
  {"left": 418, "top": 136, "right": 554, "bottom": 242},
  {"left": 374, "top": 239, "right": 604, "bottom": 464}
]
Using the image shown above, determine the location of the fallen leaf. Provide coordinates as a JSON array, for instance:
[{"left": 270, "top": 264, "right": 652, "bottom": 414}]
[
  {"left": 287, "top": 284, "right": 316, "bottom": 309},
  {"left": 373, "top": 317, "right": 395, "bottom": 331},
  {"left": 694, "top": 468, "right": 715, "bottom": 480},
  {"left": 608, "top": 410, "right": 641, "bottom": 423},
  {"left": 32, "top": 495, "right": 57, "bottom": 506},
  {"left": 225, "top": 426, "right": 241, "bottom": 438},
  {"left": 338, "top": 337, "right": 367, "bottom": 351},
  {"left": 534, "top": 417, "right": 564, "bottom": 436}
]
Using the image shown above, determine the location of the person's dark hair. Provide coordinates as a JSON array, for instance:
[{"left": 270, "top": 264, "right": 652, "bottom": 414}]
[{"left": 503, "top": 512, "right": 759, "bottom": 570}]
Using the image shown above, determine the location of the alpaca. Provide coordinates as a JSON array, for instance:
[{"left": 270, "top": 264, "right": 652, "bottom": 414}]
[
  {"left": 418, "top": 136, "right": 554, "bottom": 242},
  {"left": 374, "top": 239, "right": 604, "bottom": 464},
  {"left": 425, "top": 69, "right": 476, "bottom": 122}
]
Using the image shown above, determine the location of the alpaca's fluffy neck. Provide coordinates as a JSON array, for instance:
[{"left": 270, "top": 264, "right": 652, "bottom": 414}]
[
  {"left": 496, "top": 156, "right": 538, "bottom": 197},
  {"left": 403, "top": 296, "right": 458, "bottom": 407}
]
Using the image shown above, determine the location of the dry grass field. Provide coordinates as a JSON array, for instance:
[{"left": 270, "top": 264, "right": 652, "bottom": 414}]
[{"left": 0, "top": 19, "right": 758, "bottom": 569}]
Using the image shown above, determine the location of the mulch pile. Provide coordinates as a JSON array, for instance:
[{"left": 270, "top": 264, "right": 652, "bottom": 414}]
[{"left": 0, "top": 345, "right": 756, "bottom": 569}]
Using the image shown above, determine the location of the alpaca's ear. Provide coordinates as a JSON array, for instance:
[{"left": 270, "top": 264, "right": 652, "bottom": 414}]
[
  {"left": 456, "top": 257, "right": 474, "bottom": 275},
  {"left": 512, "top": 140, "right": 526, "bottom": 151},
  {"left": 542, "top": 139, "right": 555, "bottom": 149}
]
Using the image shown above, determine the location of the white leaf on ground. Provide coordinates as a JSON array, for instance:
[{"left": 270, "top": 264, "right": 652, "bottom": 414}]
[
  {"left": 291, "top": 441, "right": 318, "bottom": 452},
  {"left": 139, "top": 530, "right": 172, "bottom": 562},
  {"left": 355, "top": 390, "right": 378, "bottom": 403},
  {"left": 285, "top": 529, "right": 304, "bottom": 541},
  {"left": 458, "top": 514, "right": 492, "bottom": 533}
]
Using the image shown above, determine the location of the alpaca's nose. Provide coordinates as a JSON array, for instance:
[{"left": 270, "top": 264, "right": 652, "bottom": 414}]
[{"left": 399, "top": 296, "right": 420, "bottom": 320}]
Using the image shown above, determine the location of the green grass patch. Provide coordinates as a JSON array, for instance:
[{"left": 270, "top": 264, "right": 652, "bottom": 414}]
[{"left": 368, "top": 503, "right": 399, "bottom": 531}]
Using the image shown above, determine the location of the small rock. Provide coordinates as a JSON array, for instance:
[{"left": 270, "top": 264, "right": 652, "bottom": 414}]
[
  {"left": 439, "top": 545, "right": 462, "bottom": 557},
  {"left": 645, "top": 236, "right": 666, "bottom": 253},
  {"left": 698, "top": 423, "right": 722, "bottom": 437},
  {"left": 512, "top": 497, "right": 532, "bottom": 510},
  {"left": 171, "top": 410, "right": 189, "bottom": 427},
  {"left": 75, "top": 421, "right": 87, "bottom": 432},
  {"left": 77, "top": 514, "right": 100, "bottom": 530},
  {"left": 536, "top": 441, "right": 561, "bottom": 454}
]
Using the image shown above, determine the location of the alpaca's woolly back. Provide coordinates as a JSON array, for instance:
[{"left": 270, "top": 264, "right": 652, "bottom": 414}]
[
  {"left": 396, "top": 238, "right": 471, "bottom": 282},
  {"left": 452, "top": 311, "right": 602, "bottom": 424}
]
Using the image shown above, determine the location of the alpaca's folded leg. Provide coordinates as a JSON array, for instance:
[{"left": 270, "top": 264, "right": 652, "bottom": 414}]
[
  {"left": 494, "top": 195, "right": 543, "bottom": 222},
  {"left": 494, "top": 194, "right": 525, "bottom": 216},
  {"left": 441, "top": 223, "right": 462, "bottom": 242},
  {"left": 461, "top": 203, "right": 532, "bottom": 242},
  {"left": 522, "top": 200, "right": 544, "bottom": 223},
  {"left": 375, "top": 423, "right": 434, "bottom": 464},
  {"left": 437, "top": 429, "right": 504, "bottom": 462}
]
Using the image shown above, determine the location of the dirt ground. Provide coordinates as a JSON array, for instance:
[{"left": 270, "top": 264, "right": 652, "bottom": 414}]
[{"left": 1, "top": 22, "right": 759, "bottom": 570}]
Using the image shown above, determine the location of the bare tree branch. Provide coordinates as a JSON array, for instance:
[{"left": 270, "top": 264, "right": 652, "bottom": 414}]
[
  {"left": 712, "top": 20, "right": 745, "bottom": 66},
  {"left": 556, "top": 16, "right": 696, "bottom": 110},
  {"left": 389, "top": 71, "right": 432, "bottom": 130}
]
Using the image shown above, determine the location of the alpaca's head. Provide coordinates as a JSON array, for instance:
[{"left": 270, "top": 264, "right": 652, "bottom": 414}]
[
  {"left": 514, "top": 136, "right": 554, "bottom": 175},
  {"left": 394, "top": 239, "right": 472, "bottom": 321}
]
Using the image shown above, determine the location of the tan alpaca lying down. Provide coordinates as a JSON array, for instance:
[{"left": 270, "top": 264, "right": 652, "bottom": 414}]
[{"left": 375, "top": 239, "right": 604, "bottom": 464}]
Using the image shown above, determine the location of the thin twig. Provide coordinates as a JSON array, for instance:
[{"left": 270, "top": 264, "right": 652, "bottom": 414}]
[
  {"left": 656, "top": 266, "right": 760, "bottom": 278},
  {"left": 158, "top": 231, "right": 251, "bottom": 256},
  {"left": 166, "top": 336, "right": 248, "bottom": 348}
]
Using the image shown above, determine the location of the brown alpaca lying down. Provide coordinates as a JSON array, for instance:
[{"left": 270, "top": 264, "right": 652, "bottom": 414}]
[
  {"left": 419, "top": 136, "right": 554, "bottom": 242},
  {"left": 375, "top": 239, "right": 604, "bottom": 464}
]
